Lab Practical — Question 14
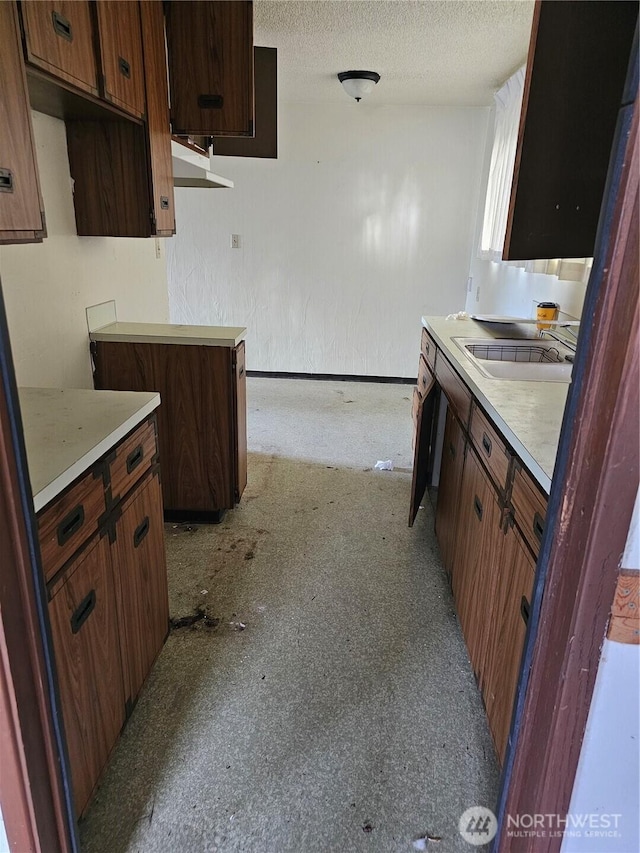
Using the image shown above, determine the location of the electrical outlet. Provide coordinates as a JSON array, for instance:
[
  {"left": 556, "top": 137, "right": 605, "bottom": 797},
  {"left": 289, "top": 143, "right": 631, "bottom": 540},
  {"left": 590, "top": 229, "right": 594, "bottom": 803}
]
[
  {"left": 231, "top": 234, "right": 240, "bottom": 249},
  {"left": 475, "top": 286, "right": 481, "bottom": 302}
]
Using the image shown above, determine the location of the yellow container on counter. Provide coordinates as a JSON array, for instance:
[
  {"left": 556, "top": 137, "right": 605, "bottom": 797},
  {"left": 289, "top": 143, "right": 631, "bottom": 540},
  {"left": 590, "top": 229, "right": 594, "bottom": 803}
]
[{"left": 536, "top": 302, "right": 559, "bottom": 330}]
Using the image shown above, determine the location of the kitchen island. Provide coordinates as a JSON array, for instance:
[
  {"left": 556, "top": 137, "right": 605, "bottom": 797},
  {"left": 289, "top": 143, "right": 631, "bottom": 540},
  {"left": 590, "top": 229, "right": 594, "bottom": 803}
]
[
  {"left": 90, "top": 322, "right": 247, "bottom": 523},
  {"left": 19, "top": 387, "right": 168, "bottom": 818}
]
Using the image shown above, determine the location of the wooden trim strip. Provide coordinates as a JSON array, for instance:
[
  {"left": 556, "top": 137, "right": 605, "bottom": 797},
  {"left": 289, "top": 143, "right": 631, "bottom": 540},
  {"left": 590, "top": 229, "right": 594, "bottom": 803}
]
[{"left": 607, "top": 570, "right": 640, "bottom": 644}]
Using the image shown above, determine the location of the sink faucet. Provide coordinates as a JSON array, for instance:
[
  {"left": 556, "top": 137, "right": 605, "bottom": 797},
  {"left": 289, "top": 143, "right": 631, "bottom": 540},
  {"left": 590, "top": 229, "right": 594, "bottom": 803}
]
[{"left": 538, "top": 324, "right": 579, "bottom": 353}]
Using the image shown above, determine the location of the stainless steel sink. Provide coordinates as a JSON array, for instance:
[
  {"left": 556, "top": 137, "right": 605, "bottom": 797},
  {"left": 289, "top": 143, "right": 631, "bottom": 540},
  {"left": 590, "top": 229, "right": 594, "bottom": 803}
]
[{"left": 452, "top": 337, "right": 574, "bottom": 382}]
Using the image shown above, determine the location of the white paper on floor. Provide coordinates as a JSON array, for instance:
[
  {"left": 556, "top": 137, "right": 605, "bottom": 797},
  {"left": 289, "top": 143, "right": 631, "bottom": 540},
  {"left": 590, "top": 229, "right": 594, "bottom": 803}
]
[{"left": 374, "top": 460, "right": 394, "bottom": 471}]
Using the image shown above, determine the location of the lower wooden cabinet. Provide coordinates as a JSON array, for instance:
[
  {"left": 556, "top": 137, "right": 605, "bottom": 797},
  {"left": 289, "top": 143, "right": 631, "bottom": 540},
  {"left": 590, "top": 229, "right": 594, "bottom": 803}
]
[
  {"left": 43, "top": 418, "right": 168, "bottom": 817},
  {"left": 451, "top": 446, "right": 504, "bottom": 682},
  {"left": 93, "top": 339, "right": 248, "bottom": 520},
  {"left": 483, "top": 522, "right": 535, "bottom": 764},
  {"left": 48, "top": 534, "right": 126, "bottom": 816},
  {"left": 113, "top": 474, "right": 169, "bottom": 703},
  {"left": 435, "top": 405, "right": 465, "bottom": 575}
]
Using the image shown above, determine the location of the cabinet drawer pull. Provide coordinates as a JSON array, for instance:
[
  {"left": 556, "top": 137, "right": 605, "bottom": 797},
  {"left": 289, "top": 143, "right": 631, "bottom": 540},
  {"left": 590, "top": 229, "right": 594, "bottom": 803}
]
[
  {"left": 71, "top": 589, "right": 96, "bottom": 634},
  {"left": 0, "top": 169, "right": 14, "bottom": 193},
  {"left": 448, "top": 441, "right": 456, "bottom": 459},
  {"left": 474, "top": 495, "right": 483, "bottom": 521},
  {"left": 520, "top": 595, "right": 530, "bottom": 626},
  {"left": 118, "top": 57, "right": 131, "bottom": 78},
  {"left": 239, "top": 366, "right": 245, "bottom": 378},
  {"left": 482, "top": 432, "right": 492, "bottom": 457},
  {"left": 133, "top": 516, "right": 150, "bottom": 548},
  {"left": 57, "top": 505, "right": 85, "bottom": 546},
  {"left": 52, "top": 10, "right": 73, "bottom": 41},
  {"left": 126, "top": 444, "right": 144, "bottom": 474},
  {"left": 160, "top": 196, "right": 170, "bottom": 210},
  {"left": 198, "top": 94, "right": 224, "bottom": 109},
  {"left": 533, "top": 512, "right": 545, "bottom": 543}
]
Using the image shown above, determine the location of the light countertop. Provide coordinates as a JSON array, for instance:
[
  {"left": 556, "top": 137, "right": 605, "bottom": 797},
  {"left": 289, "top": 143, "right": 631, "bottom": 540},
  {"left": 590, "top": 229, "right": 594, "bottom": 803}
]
[
  {"left": 90, "top": 322, "right": 246, "bottom": 347},
  {"left": 19, "top": 387, "right": 161, "bottom": 512},
  {"left": 422, "top": 316, "right": 570, "bottom": 494}
]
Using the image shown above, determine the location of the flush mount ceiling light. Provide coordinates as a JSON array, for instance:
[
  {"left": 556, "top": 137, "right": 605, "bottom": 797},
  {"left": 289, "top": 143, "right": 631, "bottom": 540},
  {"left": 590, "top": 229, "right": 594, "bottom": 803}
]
[{"left": 338, "top": 70, "right": 381, "bottom": 102}]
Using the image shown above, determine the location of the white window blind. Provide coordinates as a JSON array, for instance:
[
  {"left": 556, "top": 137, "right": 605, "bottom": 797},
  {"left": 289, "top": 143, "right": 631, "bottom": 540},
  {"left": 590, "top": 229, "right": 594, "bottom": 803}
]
[{"left": 479, "top": 66, "right": 525, "bottom": 261}]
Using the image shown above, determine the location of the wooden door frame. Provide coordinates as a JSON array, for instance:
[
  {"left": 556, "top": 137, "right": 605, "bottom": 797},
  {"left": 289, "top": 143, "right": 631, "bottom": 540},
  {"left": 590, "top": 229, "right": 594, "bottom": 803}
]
[
  {"left": 495, "top": 86, "right": 639, "bottom": 850},
  {"left": 0, "top": 282, "right": 77, "bottom": 853}
]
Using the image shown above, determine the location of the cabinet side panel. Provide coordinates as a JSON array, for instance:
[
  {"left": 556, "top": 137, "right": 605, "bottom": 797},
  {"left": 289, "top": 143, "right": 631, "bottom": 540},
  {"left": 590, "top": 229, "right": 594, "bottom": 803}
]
[
  {"left": 234, "top": 341, "right": 247, "bottom": 500},
  {"left": 94, "top": 341, "right": 235, "bottom": 512},
  {"left": 140, "top": 0, "right": 175, "bottom": 235}
]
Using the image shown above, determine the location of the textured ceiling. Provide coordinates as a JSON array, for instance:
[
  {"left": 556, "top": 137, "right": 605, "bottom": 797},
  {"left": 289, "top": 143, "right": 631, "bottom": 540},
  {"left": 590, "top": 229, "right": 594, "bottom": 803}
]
[{"left": 255, "top": 0, "right": 534, "bottom": 106}]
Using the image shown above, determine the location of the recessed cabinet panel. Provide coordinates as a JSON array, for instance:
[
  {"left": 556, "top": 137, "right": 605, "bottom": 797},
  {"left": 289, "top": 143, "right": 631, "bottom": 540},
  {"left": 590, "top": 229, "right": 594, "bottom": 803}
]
[
  {"left": 0, "top": 2, "right": 46, "bottom": 243},
  {"left": 140, "top": 0, "right": 175, "bottom": 235},
  {"left": 95, "top": 0, "right": 146, "bottom": 118},
  {"left": 166, "top": 0, "right": 254, "bottom": 136},
  {"left": 21, "top": 0, "right": 98, "bottom": 95},
  {"left": 48, "top": 534, "right": 126, "bottom": 817},
  {"left": 66, "top": 119, "right": 151, "bottom": 237}
]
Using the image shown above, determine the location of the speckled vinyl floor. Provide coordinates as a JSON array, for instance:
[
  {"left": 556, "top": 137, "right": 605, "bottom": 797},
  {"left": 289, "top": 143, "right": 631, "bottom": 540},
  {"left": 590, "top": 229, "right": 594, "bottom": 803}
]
[{"left": 79, "top": 378, "right": 499, "bottom": 853}]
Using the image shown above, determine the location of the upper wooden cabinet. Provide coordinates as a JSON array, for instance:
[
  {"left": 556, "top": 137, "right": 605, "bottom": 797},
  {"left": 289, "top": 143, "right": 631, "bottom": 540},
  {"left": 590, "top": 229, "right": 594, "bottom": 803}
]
[
  {"left": 20, "top": 1, "right": 98, "bottom": 95},
  {"left": 504, "top": 0, "right": 638, "bottom": 260},
  {"left": 95, "top": 0, "right": 146, "bottom": 118},
  {"left": 166, "top": 0, "right": 254, "bottom": 136},
  {"left": 0, "top": 2, "right": 46, "bottom": 244},
  {"left": 213, "top": 46, "right": 277, "bottom": 158}
]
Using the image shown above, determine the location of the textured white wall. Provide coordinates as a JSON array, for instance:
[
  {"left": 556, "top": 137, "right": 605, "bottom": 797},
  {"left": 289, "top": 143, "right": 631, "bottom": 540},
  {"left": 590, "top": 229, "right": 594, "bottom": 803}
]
[
  {"left": 562, "top": 488, "right": 640, "bottom": 852},
  {"left": 0, "top": 112, "right": 169, "bottom": 389},
  {"left": 166, "top": 101, "right": 489, "bottom": 376}
]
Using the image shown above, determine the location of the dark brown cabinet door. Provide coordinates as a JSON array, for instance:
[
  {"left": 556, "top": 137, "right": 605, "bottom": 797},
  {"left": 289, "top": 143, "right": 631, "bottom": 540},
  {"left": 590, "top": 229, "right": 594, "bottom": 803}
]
[
  {"left": 113, "top": 473, "right": 168, "bottom": 703},
  {"left": 451, "top": 447, "right": 503, "bottom": 681},
  {"left": 234, "top": 341, "right": 248, "bottom": 501},
  {"left": 0, "top": 2, "right": 46, "bottom": 243},
  {"left": 483, "top": 524, "right": 535, "bottom": 764},
  {"left": 503, "top": 0, "right": 637, "bottom": 260},
  {"left": 20, "top": 0, "right": 98, "bottom": 95},
  {"left": 435, "top": 405, "right": 466, "bottom": 575},
  {"left": 48, "top": 534, "right": 126, "bottom": 817},
  {"left": 95, "top": 0, "right": 146, "bottom": 118},
  {"left": 166, "top": 0, "right": 254, "bottom": 136},
  {"left": 140, "top": 0, "right": 175, "bottom": 236}
]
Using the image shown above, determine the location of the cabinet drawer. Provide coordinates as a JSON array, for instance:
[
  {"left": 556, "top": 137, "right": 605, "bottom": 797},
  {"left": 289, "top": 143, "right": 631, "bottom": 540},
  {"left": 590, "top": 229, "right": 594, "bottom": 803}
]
[
  {"left": 108, "top": 419, "right": 157, "bottom": 504},
  {"left": 435, "top": 354, "right": 471, "bottom": 428},
  {"left": 470, "top": 404, "right": 511, "bottom": 495},
  {"left": 417, "top": 354, "right": 432, "bottom": 398},
  {"left": 38, "top": 470, "right": 106, "bottom": 582},
  {"left": 421, "top": 327, "right": 437, "bottom": 372},
  {"left": 21, "top": 1, "right": 98, "bottom": 95},
  {"left": 511, "top": 463, "right": 548, "bottom": 557}
]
